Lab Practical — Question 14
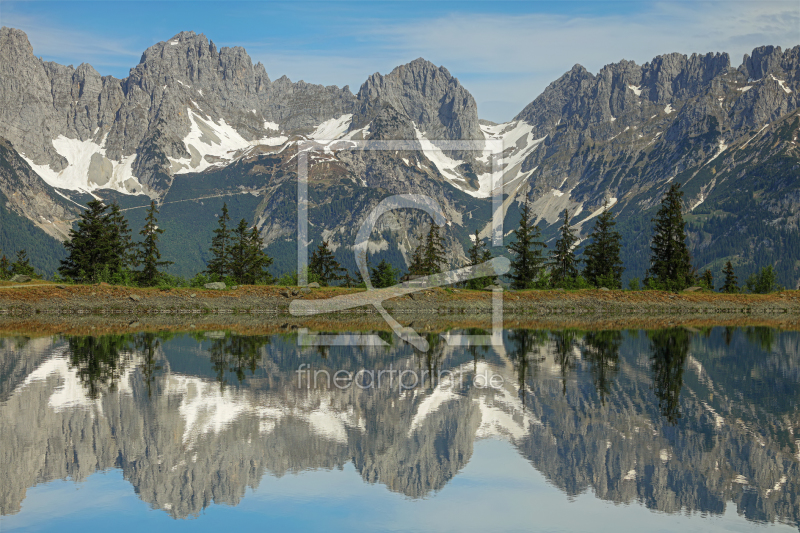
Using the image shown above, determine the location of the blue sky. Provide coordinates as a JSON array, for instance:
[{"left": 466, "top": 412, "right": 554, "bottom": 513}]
[{"left": 1, "top": 1, "right": 798, "bottom": 122}]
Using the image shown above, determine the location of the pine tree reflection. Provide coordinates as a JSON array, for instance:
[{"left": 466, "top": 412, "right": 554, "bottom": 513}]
[
  {"left": 552, "top": 329, "right": 578, "bottom": 394},
  {"left": 507, "top": 329, "right": 548, "bottom": 400},
  {"left": 648, "top": 328, "right": 691, "bottom": 424},
  {"left": 66, "top": 334, "right": 134, "bottom": 398},
  {"left": 744, "top": 326, "right": 775, "bottom": 352},
  {"left": 582, "top": 330, "right": 622, "bottom": 405},
  {"left": 133, "top": 332, "right": 166, "bottom": 396},
  {"left": 208, "top": 333, "right": 271, "bottom": 385}
]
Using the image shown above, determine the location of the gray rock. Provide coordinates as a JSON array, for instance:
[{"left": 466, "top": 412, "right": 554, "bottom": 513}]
[
  {"left": 8, "top": 275, "right": 30, "bottom": 283},
  {"left": 129, "top": 294, "right": 141, "bottom": 302},
  {"left": 683, "top": 286, "right": 703, "bottom": 292},
  {"left": 599, "top": 287, "right": 610, "bottom": 291},
  {"left": 203, "top": 282, "right": 226, "bottom": 290},
  {"left": 482, "top": 284, "right": 503, "bottom": 291},
  {"left": 350, "top": 58, "right": 482, "bottom": 159},
  {"left": 307, "top": 282, "right": 321, "bottom": 288}
]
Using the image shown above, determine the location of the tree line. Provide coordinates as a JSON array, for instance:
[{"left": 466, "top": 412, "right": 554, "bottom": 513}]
[{"left": 4, "top": 184, "right": 784, "bottom": 293}]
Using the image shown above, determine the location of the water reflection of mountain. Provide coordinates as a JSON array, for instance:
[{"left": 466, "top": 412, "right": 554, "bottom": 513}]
[{"left": 0, "top": 329, "right": 797, "bottom": 526}]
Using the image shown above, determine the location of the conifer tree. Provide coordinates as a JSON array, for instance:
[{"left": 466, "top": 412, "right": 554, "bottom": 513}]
[
  {"left": 228, "top": 219, "right": 274, "bottom": 284},
  {"left": 466, "top": 230, "right": 493, "bottom": 289},
  {"left": 10, "top": 249, "right": 37, "bottom": 277},
  {"left": 507, "top": 200, "right": 547, "bottom": 289},
  {"left": 136, "top": 201, "right": 172, "bottom": 286},
  {"left": 549, "top": 208, "right": 579, "bottom": 287},
  {"left": 207, "top": 203, "right": 231, "bottom": 280},
  {"left": 647, "top": 183, "right": 694, "bottom": 291},
  {"left": 341, "top": 270, "right": 359, "bottom": 288},
  {"left": 245, "top": 225, "right": 274, "bottom": 284},
  {"left": 407, "top": 222, "right": 447, "bottom": 277},
  {"left": 0, "top": 251, "right": 11, "bottom": 280},
  {"left": 701, "top": 269, "right": 713, "bottom": 290},
  {"left": 309, "top": 240, "right": 345, "bottom": 286},
  {"left": 370, "top": 259, "right": 400, "bottom": 288},
  {"left": 582, "top": 199, "right": 624, "bottom": 288},
  {"left": 60, "top": 199, "right": 117, "bottom": 282},
  {"left": 422, "top": 224, "right": 447, "bottom": 275},
  {"left": 721, "top": 261, "right": 738, "bottom": 293},
  {"left": 408, "top": 233, "right": 426, "bottom": 277},
  {"left": 228, "top": 219, "right": 251, "bottom": 284},
  {"left": 107, "top": 203, "right": 134, "bottom": 272}
]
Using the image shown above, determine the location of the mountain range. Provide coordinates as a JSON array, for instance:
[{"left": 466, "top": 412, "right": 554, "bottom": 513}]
[{"left": 0, "top": 26, "right": 798, "bottom": 285}]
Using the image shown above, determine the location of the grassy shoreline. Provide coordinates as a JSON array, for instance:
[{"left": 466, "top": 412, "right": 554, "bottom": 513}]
[{"left": 2, "top": 283, "right": 800, "bottom": 322}]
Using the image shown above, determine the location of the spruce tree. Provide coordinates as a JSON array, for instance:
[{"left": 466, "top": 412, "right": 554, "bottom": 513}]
[
  {"left": 407, "top": 222, "right": 447, "bottom": 277},
  {"left": 136, "top": 201, "right": 172, "bottom": 286},
  {"left": 721, "top": 261, "right": 738, "bottom": 293},
  {"left": 309, "top": 240, "right": 346, "bottom": 286},
  {"left": 0, "top": 252, "right": 11, "bottom": 280},
  {"left": 244, "top": 225, "right": 273, "bottom": 284},
  {"left": 10, "top": 249, "right": 36, "bottom": 278},
  {"left": 228, "top": 219, "right": 251, "bottom": 284},
  {"left": 60, "top": 199, "right": 116, "bottom": 282},
  {"left": 507, "top": 200, "right": 547, "bottom": 289},
  {"left": 422, "top": 224, "right": 447, "bottom": 275},
  {"left": 107, "top": 203, "right": 134, "bottom": 273},
  {"left": 701, "top": 269, "right": 713, "bottom": 290},
  {"left": 408, "top": 233, "right": 426, "bottom": 277},
  {"left": 647, "top": 183, "right": 694, "bottom": 291},
  {"left": 228, "top": 219, "right": 274, "bottom": 285},
  {"left": 207, "top": 203, "right": 231, "bottom": 279},
  {"left": 466, "top": 230, "right": 493, "bottom": 289},
  {"left": 582, "top": 199, "right": 624, "bottom": 288},
  {"left": 549, "top": 208, "right": 579, "bottom": 287},
  {"left": 370, "top": 259, "right": 400, "bottom": 288}
]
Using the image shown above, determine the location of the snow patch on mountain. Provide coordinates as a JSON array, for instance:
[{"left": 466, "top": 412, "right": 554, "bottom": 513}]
[
  {"left": 309, "top": 114, "right": 353, "bottom": 140},
  {"left": 21, "top": 136, "right": 144, "bottom": 195},
  {"left": 171, "top": 109, "right": 288, "bottom": 174}
]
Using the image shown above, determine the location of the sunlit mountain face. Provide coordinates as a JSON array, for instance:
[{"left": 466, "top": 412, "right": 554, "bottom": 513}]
[{"left": 0, "top": 327, "right": 798, "bottom": 530}]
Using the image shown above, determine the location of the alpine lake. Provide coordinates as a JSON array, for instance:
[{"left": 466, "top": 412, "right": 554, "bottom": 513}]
[{"left": 1, "top": 319, "right": 798, "bottom": 532}]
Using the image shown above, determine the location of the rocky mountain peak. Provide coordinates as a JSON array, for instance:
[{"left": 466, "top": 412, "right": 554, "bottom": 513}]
[{"left": 351, "top": 57, "right": 482, "bottom": 143}]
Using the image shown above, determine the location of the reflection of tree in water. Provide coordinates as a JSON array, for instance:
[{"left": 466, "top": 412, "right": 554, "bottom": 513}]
[
  {"left": 744, "top": 326, "right": 775, "bottom": 352},
  {"left": 209, "top": 333, "right": 271, "bottom": 385},
  {"left": 416, "top": 333, "right": 446, "bottom": 390},
  {"left": 507, "top": 329, "right": 548, "bottom": 400},
  {"left": 133, "top": 332, "right": 167, "bottom": 396},
  {"left": 582, "top": 330, "right": 622, "bottom": 405},
  {"left": 648, "top": 328, "right": 691, "bottom": 424},
  {"left": 67, "top": 334, "right": 134, "bottom": 399},
  {"left": 723, "top": 326, "right": 735, "bottom": 346},
  {"left": 464, "top": 328, "right": 490, "bottom": 370},
  {"left": 552, "top": 330, "right": 580, "bottom": 394}
]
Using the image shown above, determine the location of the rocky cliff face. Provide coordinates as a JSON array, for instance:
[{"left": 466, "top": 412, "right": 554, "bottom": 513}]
[
  {"left": 351, "top": 58, "right": 482, "bottom": 146},
  {"left": 1, "top": 26, "right": 799, "bottom": 285},
  {"left": 0, "top": 27, "right": 357, "bottom": 195},
  {"left": 0, "top": 137, "right": 80, "bottom": 240}
]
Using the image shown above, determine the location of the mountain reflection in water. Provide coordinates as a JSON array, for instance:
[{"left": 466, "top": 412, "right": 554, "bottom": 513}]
[{"left": 0, "top": 327, "right": 798, "bottom": 530}]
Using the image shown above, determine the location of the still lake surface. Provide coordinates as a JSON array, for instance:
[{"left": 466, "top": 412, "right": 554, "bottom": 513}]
[{"left": 0, "top": 327, "right": 798, "bottom": 532}]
